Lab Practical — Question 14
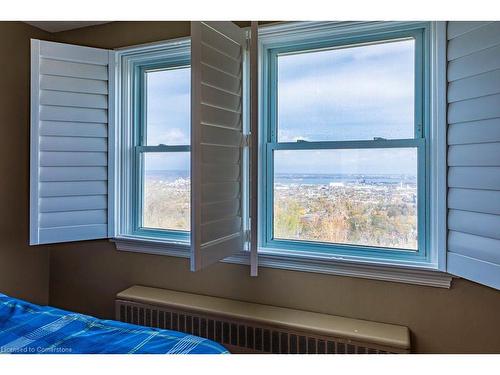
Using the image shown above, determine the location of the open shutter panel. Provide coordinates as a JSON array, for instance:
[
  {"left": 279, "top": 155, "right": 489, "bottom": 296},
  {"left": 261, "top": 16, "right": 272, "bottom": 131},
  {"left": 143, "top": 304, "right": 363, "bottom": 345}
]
[
  {"left": 446, "top": 22, "right": 500, "bottom": 290},
  {"left": 30, "top": 40, "right": 115, "bottom": 245},
  {"left": 190, "top": 22, "right": 247, "bottom": 271}
]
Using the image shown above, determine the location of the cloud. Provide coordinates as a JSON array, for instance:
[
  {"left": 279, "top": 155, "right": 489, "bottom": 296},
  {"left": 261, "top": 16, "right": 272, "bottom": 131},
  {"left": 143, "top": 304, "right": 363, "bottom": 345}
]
[
  {"left": 278, "top": 39, "right": 414, "bottom": 82},
  {"left": 276, "top": 38, "right": 415, "bottom": 143},
  {"left": 273, "top": 39, "right": 418, "bottom": 175},
  {"left": 146, "top": 67, "right": 191, "bottom": 146},
  {"left": 142, "top": 40, "right": 418, "bottom": 175},
  {"left": 149, "top": 127, "right": 190, "bottom": 145},
  {"left": 147, "top": 67, "right": 190, "bottom": 95}
]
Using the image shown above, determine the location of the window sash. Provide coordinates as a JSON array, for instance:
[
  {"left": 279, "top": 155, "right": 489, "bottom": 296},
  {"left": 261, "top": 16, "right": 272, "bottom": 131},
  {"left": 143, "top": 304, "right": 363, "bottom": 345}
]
[
  {"left": 133, "top": 147, "right": 191, "bottom": 241},
  {"left": 260, "top": 24, "right": 430, "bottom": 262},
  {"left": 131, "top": 59, "right": 191, "bottom": 241},
  {"left": 264, "top": 141, "right": 426, "bottom": 260},
  {"left": 267, "top": 28, "right": 425, "bottom": 144}
]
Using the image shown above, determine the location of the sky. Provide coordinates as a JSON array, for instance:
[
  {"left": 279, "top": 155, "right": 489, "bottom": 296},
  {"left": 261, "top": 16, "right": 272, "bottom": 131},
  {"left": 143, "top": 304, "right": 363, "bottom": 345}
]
[
  {"left": 145, "top": 67, "right": 191, "bottom": 174},
  {"left": 144, "top": 38, "right": 417, "bottom": 176}
]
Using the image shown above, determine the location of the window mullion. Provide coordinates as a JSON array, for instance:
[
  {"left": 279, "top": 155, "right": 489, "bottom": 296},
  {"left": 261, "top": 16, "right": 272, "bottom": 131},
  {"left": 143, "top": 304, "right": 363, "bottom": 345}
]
[
  {"left": 136, "top": 145, "right": 191, "bottom": 153},
  {"left": 269, "top": 138, "right": 424, "bottom": 151}
]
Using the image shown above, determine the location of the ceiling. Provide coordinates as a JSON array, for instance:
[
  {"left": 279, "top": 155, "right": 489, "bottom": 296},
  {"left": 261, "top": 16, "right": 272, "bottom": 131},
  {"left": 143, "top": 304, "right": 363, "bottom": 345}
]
[{"left": 24, "top": 21, "right": 110, "bottom": 33}]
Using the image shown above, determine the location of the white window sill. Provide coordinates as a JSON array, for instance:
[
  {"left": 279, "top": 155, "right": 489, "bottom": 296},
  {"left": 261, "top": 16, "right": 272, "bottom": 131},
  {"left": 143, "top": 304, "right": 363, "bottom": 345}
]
[
  {"left": 111, "top": 236, "right": 453, "bottom": 289},
  {"left": 112, "top": 235, "right": 190, "bottom": 258}
]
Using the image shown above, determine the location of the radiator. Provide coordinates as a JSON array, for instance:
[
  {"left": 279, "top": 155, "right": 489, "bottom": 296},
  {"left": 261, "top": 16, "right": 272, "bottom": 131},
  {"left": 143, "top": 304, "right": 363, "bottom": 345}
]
[{"left": 116, "top": 286, "right": 410, "bottom": 354}]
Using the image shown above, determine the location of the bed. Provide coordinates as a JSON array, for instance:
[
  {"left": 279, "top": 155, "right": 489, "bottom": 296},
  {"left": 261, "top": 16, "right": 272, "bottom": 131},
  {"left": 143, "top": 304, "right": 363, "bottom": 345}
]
[{"left": 0, "top": 293, "right": 229, "bottom": 354}]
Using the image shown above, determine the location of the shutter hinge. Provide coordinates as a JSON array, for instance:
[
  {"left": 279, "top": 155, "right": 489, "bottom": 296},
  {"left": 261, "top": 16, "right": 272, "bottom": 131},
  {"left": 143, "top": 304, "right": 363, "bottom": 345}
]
[
  {"left": 245, "top": 31, "right": 251, "bottom": 50},
  {"left": 242, "top": 133, "right": 252, "bottom": 148}
]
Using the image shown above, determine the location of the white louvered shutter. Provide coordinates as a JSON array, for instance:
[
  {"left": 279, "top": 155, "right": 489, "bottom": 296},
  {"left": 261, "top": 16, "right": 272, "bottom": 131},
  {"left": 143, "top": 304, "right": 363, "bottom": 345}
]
[
  {"left": 190, "top": 22, "right": 248, "bottom": 271},
  {"left": 446, "top": 22, "right": 500, "bottom": 289},
  {"left": 30, "top": 40, "right": 115, "bottom": 245}
]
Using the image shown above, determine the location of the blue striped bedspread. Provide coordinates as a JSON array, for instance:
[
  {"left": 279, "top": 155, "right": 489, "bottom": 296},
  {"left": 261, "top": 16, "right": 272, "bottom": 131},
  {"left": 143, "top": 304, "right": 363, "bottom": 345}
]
[{"left": 0, "top": 293, "right": 229, "bottom": 354}]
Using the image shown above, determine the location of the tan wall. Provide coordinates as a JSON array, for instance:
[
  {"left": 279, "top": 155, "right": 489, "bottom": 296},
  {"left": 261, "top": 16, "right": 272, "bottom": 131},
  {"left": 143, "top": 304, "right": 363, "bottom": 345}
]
[
  {"left": 0, "top": 22, "right": 53, "bottom": 304},
  {"left": 42, "top": 21, "right": 500, "bottom": 353}
]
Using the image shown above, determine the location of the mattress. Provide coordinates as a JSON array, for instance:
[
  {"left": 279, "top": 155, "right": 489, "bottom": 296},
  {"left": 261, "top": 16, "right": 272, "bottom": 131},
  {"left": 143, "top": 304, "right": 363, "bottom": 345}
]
[{"left": 0, "top": 293, "right": 228, "bottom": 354}]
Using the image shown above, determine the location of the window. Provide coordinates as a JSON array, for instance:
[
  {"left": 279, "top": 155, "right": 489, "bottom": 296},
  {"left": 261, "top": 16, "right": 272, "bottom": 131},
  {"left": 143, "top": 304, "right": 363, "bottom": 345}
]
[
  {"left": 31, "top": 22, "right": 451, "bottom": 286},
  {"left": 117, "top": 40, "right": 191, "bottom": 243},
  {"left": 116, "top": 22, "right": 250, "bottom": 271},
  {"left": 260, "top": 23, "right": 433, "bottom": 264}
]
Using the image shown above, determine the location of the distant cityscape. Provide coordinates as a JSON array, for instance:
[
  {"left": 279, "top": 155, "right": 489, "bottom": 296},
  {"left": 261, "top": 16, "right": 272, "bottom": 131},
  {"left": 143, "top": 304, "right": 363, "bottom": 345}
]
[
  {"left": 143, "top": 172, "right": 190, "bottom": 231},
  {"left": 273, "top": 174, "right": 417, "bottom": 250},
  {"left": 142, "top": 170, "right": 418, "bottom": 250}
]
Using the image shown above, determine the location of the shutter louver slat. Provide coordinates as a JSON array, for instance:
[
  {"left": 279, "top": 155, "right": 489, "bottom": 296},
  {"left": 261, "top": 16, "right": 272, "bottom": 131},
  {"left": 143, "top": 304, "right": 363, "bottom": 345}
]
[
  {"left": 40, "top": 105, "right": 108, "bottom": 123},
  {"left": 448, "top": 143, "right": 500, "bottom": 166},
  {"left": 40, "top": 136, "right": 107, "bottom": 152},
  {"left": 39, "top": 225, "right": 108, "bottom": 244},
  {"left": 447, "top": 45, "right": 500, "bottom": 81},
  {"left": 201, "top": 63, "right": 242, "bottom": 95},
  {"left": 201, "top": 199, "right": 241, "bottom": 223},
  {"left": 448, "top": 118, "right": 500, "bottom": 145},
  {"left": 40, "top": 195, "right": 107, "bottom": 213},
  {"left": 448, "top": 69, "right": 500, "bottom": 103},
  {"left": 40, "top": 58, "right": 108, "bottom": 80},
  {"left": 40, "top": 90, "right": 108, "bottom": 109},
  {"left": 448, "top": 93, "right": 500, "bottom": 124},
  {"left": 202, "top": 182, "right": 240, "bottom": 202},
  {"left": 448, "top": 166, "right": 500, "bottom": 190},
  {"left": 40, "top": 121, "right": 108, "bottom": 137},
  {"left": 40, "top": 181, "right": 107, "bottom": 197},
  {"left": 40, "top": 166, "right": 107, "bottom": 182},
  {"left": 40, "top": 75, "right": 108, "bottom": 94},
  {"left": 40, "top": 152, "right": 108, "bottom": 167},
  {"left": 30, "top": 39, "right": 114, "bottom": 245},
  {"left": 448, "top": 210, "right": 500, "bottom": 240},
  {"left": 201, "top": 84, "right": 242, "bottom": 112},
  {"left": 448, "top": 188, "right": 500, "bottom": 215},
  {"left": 449, "top": 231, "right": 500, "bottom": 264},
  {"left": 40, "top": 210, "right": 107, "bottom": 228},
  {"left": 201, "top": 104, "right": 242, "bottom": 129}
]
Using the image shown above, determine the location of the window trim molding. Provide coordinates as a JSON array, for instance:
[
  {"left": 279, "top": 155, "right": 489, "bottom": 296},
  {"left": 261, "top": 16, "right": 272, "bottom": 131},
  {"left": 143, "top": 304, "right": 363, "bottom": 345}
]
[
  {"left": 112, "top": 236, "right": 452, "bottom": 288},
  {"left": 132, "top": 62, "right": 190, "bottom": 240},
  {"left": 225, "top": 250, "right": 452, "bottom": 288},
  {"left": 428, "top": 21, "right": 447, "bottom": 271},
  {"left": 113, "top": 37, "right": 191, "bottom": 242}
]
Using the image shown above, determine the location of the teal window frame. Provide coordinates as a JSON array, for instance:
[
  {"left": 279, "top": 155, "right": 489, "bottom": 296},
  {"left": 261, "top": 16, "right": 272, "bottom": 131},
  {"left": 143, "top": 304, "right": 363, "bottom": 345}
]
[
  {"left": 259, "top": 22, "right": 432, "bottom": 263},
  {"left": 130, "top": 54, "right": 191, "bottom": 242}
]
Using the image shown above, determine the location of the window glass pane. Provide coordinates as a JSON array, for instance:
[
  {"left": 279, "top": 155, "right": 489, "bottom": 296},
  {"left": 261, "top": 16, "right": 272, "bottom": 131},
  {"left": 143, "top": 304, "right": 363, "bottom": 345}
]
[
  {"left": 142, "top": 152, "right": 190, "bottom": 231},
  {"left": 146, "top": 67, "right": 190, "bottom": 145},
  {"left": 273, "top": 148, "right": 418, "bottom": 250},
  {"left": 277, "top": 39, "right": 415, "bottom": 142}
]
